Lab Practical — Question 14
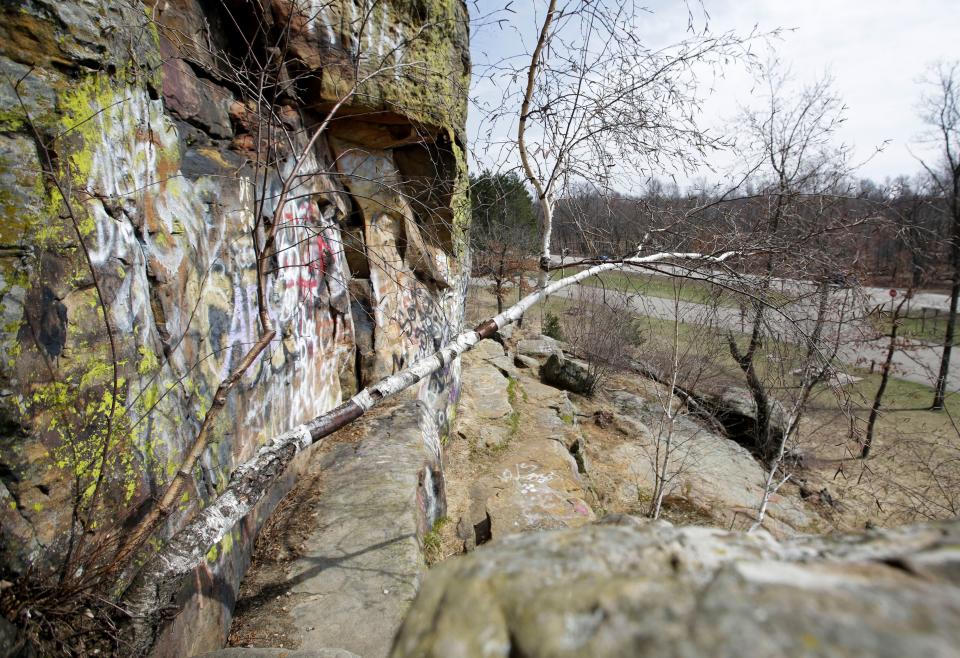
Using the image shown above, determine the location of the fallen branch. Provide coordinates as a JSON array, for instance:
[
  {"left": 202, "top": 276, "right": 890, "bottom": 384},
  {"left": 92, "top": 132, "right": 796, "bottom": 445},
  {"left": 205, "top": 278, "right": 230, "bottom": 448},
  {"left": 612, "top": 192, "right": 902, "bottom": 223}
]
[{"left": 119, "top": 249, "right": 737, "bottom": 649}]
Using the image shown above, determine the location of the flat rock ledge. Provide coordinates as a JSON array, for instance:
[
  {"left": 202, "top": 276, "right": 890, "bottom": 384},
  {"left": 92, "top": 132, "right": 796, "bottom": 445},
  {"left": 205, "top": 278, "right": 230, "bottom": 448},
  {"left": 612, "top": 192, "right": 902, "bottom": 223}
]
[
  {"left": 210, "top": 398, "right": 438, "bottom": 658},
  {"left": 391, "top": 516, "right": 960, "bottom": 658},
  {"left": 197, "top": 649, "right": 359, "bottom": 658}
]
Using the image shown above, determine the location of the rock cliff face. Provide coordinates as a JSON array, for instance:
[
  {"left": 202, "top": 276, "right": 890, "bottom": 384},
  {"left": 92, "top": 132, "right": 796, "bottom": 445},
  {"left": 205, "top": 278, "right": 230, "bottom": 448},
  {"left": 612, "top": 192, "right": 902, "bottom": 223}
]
[{"left": 0, "top": 0, "right": 469, "bottom": 654}]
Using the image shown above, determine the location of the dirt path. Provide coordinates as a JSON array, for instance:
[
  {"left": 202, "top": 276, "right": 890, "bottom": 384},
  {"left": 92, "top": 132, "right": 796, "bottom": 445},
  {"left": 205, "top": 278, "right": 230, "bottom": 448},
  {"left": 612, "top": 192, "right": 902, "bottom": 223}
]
[{"left": 227, "top": 418, "right": 368, "bottom": 650}]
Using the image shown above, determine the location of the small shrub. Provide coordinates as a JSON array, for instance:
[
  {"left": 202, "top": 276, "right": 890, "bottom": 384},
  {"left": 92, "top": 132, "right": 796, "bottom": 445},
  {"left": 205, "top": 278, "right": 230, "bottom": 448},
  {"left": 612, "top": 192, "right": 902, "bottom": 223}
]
[
  {"left": 542, "top": 312, "right": 564, "bottom": 340},
  {"left": 561, "top": 289, "right": 636, "bottom": 393},
  {"left": 508, "top": 410, "right": 521, "bottom": 437},
  {"left": 423, "top": 517, "right": 449, "bottom": 565},
  {"left": 506, "top": 376, "right": 519, "bottom": 406}
]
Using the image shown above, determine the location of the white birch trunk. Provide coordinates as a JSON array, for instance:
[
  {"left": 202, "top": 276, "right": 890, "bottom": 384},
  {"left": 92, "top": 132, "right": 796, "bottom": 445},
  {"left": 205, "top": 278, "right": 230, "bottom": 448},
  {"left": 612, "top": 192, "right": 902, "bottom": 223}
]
[
  {"left": 537, "top": 195, "right": 555, "bottom": 289},
  {"left": 121, "top": 249, "right": 737, "bottom": 651}
]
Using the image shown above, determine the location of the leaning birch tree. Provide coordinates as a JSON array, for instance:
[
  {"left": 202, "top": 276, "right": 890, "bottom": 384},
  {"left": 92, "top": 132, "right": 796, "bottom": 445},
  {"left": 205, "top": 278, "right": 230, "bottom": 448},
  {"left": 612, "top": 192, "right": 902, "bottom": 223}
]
[
  {"left": 115, "top": 2, "right": 779, "bottom": 651},
  {"left": 120, "top": 247, "right": 739, "bottom": 650},
  {"left": 724, "top": 61, "right": 861, "bottom": 462}
]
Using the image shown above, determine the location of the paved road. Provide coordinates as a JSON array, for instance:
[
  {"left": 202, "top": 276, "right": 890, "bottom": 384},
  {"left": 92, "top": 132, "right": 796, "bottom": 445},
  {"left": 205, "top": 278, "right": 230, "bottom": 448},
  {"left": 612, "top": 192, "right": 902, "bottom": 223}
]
[
  {"left": 548, "top": 283, "right": 959, "bottom": 393},
  {"left": 550, "top": 255, "right": 954, "bottom": 311},
  {"left": 474, "top": 272, "right": 957, "bottom": 393}
]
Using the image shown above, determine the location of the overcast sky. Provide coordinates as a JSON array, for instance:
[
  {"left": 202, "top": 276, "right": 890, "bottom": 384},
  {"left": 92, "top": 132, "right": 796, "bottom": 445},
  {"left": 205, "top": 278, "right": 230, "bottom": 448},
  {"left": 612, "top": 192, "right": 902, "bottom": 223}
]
[{"left": 467, "top": 0, "right": 960, "bottom": 189}]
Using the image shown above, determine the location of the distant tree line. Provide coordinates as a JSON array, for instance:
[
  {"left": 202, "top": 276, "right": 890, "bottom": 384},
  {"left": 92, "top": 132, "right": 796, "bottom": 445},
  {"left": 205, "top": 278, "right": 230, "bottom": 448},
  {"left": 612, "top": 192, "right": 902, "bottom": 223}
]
[{"left": 550, "top": 178, "right": 951, "bottom": 289}]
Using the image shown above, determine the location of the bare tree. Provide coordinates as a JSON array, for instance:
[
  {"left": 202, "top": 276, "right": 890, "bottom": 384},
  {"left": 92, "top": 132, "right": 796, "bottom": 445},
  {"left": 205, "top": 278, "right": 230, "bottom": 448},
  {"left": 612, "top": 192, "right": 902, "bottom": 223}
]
[
  {"left": 483, "top": 0, "right": 756, "bottom": 289},
  {"left": 750, "top": 281, "right": 855, "bottom": 530},
  {"left": 861, "top": 292, "right": 912, "bottom": 459},
  {"left": 725, "top": 61, "right": 860, "bottom": 463},
  {"left": 917, "top": 62, "right": 960, "bottom": 410},
  {"left": 644, "top": 288, "right": 721, "bottom": 520}
]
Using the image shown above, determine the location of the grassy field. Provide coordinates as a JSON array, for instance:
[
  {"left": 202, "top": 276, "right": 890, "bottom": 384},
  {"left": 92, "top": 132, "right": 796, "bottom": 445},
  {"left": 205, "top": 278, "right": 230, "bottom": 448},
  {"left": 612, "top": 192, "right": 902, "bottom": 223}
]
[
  {"left": 549, "top": 266, "right": 734, "bottom": 306},
  {"left": 547, "top": 266, "right": 800, "bottom": 309},
  {"left": 868, "top": 310, "right": 958, "bottom": 345}
]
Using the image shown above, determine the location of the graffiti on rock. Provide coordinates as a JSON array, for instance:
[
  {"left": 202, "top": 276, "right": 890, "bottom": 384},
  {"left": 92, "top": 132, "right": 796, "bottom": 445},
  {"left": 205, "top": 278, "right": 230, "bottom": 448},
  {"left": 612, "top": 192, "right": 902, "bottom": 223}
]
[{"left": 303, "top": 0, "right": 406, "bottom": 77}]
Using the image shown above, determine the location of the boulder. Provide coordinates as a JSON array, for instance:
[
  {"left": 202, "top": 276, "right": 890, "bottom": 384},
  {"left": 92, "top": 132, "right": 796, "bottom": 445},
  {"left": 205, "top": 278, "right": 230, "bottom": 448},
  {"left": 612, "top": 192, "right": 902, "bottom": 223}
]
[
  {"left": 458, "top": 360, "right": 513, "bottom": 422},
  {"left": 514, "top": 354, "right": 540, "bottom": 369},
  {"left": 391, "top": 518, "right": 960, "bottom": 658},
  {"left": 516, "top": 336, "right": 563, "bottom": 361},
  {"left": 588, "top": 390, "right": 815, "bottom": 534},
  {"left": 703, "top": 386, "right": 788, "bottom": 446},
  {"left": 541, "top": 353, "right": 595, "bottom": 396},
  {"left": 474, "top": 338, "right": 506, "bottom": 360},
  {"left": 463, "top": 338, "right": 517, "bottom": 378},
  {"left": 493, "top": 324, "right": 516, "bottom": 342}
]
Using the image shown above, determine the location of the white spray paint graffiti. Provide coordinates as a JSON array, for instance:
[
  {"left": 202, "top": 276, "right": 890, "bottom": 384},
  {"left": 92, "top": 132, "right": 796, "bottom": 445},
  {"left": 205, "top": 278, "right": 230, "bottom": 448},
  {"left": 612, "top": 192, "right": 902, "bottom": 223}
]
[
  {"left": 306, "top": 0, "right": 406, "bottom": 78},
  {"left": 497, "top": 462, "right": 592, "bottom": 527},
  {"left": 71, "top": 80, "right": 356, "bottom": 490},
  {"left": 303, "top": 0, "right": 337, "bottom": 45},
  {"left": 219, "top": 283, "right": 259, "bottom": 381},
  {"left": 69, "top": 45, "right": 462, "bottom": 538}
]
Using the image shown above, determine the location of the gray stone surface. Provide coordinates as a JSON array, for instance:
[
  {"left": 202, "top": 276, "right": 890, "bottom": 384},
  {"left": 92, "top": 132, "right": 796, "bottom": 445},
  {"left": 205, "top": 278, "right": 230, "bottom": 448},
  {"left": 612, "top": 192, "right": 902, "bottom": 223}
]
[
  {"left": 457, "top": 358, "right": 514, "bottom": 422},
  {"left": 473, "top": 338, "right": 506, "bottom": 360},
  {"left": 452, "top": 344, "right": 513, "bottom": 450},
  {"left": 516, "top": 336, "right": 563, "bottom": 361},
  {"left": 197, "top": 649, "right": 358, "bottom": 658},
  {"left": 541, "top": 353, "right": 595, "bottom": 395},
  {"left": 391, "top": 517, "right": 960, "bottom": 658},
  {"left": 275, "top": 400, "right": 436, "bottom": 658},
  {"left": 514, "top": 354, "right": 540, "bottom": 369},
  {"left": 448, "top": 359, "right": 595, "bottom": 552},
  {"left": 590, "top": 390, "right": 815, "bottom": 533},
  {"left": 470, "top": 338, "right": 520, "bottom": 379}
]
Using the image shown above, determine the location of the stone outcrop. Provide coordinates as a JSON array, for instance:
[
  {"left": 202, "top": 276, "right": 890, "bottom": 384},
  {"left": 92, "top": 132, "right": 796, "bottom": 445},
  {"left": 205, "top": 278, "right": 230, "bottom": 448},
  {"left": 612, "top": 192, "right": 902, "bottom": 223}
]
[
  {"left": 445, "top": 339, "right": 594, "bottom": 553},
  {"left": 703, "top": 386, "right": 789, "bottom": 448},
  {"left": 0, "top": 0, "right": 469, "bottom": 654},
  {"left": 443, "top": 332, "right": 819, "bottom": 541},
  {"left": 516, "top": 336, "right": 564, "bottom": 362},
  {"left": 589, "top": 389, "right": 816, "bottom": 534},
  {"left": 540, "top": 352, "right": 595, "bottom": 395},
  {"left": 392, "top": 516, "right": 960, "bottom": 658}
]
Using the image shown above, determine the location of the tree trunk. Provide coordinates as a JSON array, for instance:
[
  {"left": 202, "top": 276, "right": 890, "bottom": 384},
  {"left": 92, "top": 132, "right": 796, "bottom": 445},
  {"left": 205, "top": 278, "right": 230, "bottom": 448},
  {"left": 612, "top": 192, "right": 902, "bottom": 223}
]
[
  {"left": 863, "top": 297, "right": 908, "bottom": 458},
  {"left": 932, "top": 271, "right": 958, "bottom": 409},
  {"left": 729, "top": 303, "right": 774, "bottom": 461},
  {"left": 537, "top": 195, "right": 554, "bottom": 290},
  {"left": 516, "top": 0, "right": 557, "bottom": 293},
  {"left": 933, "top": 182, "right": 960, "bottom": 410}
]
